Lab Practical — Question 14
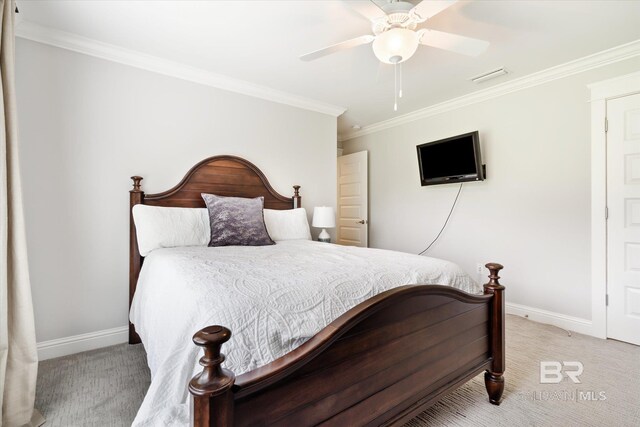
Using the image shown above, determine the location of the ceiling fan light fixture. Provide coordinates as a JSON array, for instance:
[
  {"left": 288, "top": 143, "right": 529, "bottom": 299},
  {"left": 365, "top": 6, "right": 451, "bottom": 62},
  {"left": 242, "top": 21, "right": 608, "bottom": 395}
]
[{"left": 372, "top": 28, "right": 419, "bottom": 64}]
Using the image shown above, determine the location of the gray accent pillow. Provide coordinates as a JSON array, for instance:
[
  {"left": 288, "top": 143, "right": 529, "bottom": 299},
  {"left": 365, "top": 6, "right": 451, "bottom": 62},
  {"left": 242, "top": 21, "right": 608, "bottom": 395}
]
[{"left": 201, "top": 193, "right": 275, "bottom": 247}]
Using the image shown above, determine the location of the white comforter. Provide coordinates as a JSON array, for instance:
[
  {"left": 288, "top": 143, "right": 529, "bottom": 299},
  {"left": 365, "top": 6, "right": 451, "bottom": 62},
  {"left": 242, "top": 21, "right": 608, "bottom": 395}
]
[{"left": 130, "top": 240, "right": 480, "bottom": 426}]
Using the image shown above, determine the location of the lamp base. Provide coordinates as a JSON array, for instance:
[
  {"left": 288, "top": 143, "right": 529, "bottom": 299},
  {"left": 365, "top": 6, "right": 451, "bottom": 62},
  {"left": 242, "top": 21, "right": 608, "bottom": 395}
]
[{"left": 318, "top": 228, "right": 331, "bottom": 243}]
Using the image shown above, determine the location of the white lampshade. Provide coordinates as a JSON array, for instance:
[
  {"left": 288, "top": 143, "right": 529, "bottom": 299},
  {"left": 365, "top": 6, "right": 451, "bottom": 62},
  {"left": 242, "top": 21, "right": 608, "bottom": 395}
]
[
  {"left": 372, "top": 28, "right": 419, "bottom": 64},
  {"left": 312, "top": 206, "right": 335, "bottom": 228}
]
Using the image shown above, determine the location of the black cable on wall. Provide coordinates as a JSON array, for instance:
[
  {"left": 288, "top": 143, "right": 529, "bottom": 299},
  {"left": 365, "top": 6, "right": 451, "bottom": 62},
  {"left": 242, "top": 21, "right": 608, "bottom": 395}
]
[{"left": 418, "top": 183, "right": 463, "bottom": 256}]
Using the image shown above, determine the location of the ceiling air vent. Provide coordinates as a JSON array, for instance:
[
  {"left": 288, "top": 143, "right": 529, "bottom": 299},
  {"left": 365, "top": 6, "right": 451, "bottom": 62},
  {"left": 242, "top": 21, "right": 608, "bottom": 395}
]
[{"left": 470, "top": 67, "right": 508, "bottom": 84}]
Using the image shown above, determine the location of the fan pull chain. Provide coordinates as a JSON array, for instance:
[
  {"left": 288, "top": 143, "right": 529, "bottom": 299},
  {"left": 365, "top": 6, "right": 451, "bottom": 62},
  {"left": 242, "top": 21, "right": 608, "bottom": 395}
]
[
  {"left": 399, "top": 62, "right": 403, "bottom": 98},
  {"left": 394, "top": 62, "right": 398, "bottom": 111}
]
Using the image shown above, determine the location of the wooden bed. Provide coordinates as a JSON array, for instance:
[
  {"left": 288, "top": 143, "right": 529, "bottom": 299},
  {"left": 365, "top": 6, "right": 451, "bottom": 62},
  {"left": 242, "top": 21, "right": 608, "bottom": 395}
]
[{"left": 129, "top": 155, "right": 505, "bottom": 427}]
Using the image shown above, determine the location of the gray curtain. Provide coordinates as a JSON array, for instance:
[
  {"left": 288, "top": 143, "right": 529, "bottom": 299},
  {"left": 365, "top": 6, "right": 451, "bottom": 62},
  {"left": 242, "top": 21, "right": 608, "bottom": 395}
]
[{"left": 0, "top": 1, "right": 41, "bottom": 426}]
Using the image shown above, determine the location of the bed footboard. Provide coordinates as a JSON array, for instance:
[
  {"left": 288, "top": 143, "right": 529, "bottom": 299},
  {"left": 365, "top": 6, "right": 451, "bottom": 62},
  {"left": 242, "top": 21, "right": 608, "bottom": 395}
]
[{"left": 190, "top": 263, "right": 505, "bottom": 427}]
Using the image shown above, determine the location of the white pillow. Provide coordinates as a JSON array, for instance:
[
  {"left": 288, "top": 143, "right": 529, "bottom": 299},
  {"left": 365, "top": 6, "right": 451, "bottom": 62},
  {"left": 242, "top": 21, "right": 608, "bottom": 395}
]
[
  {"left": 132, "top": 205, "right": 210, "bottom": 256},
  {"left": 263, "top": 208, "right": 312, "bottom": 241}
]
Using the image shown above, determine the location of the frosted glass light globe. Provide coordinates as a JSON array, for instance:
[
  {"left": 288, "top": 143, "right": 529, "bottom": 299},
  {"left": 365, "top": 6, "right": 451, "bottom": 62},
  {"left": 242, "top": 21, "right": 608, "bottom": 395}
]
[{"left": 372, "top": 28, "right": 419, "bottom": 64}]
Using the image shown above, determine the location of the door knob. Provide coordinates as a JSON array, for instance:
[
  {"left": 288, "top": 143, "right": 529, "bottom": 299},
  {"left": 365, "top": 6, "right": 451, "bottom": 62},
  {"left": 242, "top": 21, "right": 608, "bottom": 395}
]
[{"left": 356, "top": 219, "right": 367, "bottom": 224}]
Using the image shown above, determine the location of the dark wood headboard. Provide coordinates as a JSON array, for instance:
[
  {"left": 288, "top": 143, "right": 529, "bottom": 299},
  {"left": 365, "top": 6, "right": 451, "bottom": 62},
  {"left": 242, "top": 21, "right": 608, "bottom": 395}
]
[{"left": 128, "top": 155, "right": 301, "bottom": 344}]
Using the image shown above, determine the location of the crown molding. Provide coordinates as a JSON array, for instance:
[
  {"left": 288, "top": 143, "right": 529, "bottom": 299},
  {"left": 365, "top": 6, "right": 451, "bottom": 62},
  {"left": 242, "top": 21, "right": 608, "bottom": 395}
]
[
  {"left": 339, "top": 39, "right": 640, "bottom": 141},
  {"left": 15, "top": 20, "right": 347, "bottom": 118}
]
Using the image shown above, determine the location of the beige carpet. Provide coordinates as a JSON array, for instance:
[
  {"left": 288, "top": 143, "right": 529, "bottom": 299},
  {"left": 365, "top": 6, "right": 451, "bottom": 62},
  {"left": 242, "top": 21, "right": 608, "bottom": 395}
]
[
  {"left": 36, "top": 315, "right": 640, "bottom": 426},
  {"left": 405, "top": 315, "right": 640, "bottom": 427},
  {"left": 36, "top": 343, "right": 150, "bottom": 426}
]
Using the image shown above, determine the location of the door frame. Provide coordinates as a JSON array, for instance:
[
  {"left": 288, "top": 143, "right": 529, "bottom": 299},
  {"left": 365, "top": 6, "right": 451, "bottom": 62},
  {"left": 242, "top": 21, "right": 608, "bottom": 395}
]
[{"left": 589, "top": 71, "right": 640, "bottom": 339}]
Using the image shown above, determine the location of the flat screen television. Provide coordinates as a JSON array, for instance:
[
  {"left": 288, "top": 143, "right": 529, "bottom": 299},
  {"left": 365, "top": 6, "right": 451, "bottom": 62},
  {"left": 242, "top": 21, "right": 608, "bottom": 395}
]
[{"left": 416, "top": 131, "right": 485, "bottom": 186}]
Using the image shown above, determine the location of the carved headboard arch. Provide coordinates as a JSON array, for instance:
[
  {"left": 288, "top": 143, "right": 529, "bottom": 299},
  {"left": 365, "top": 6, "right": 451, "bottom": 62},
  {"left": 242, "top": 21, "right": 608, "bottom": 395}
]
[
  {"left": 135, "top": 155, "right": 300, "bottom": 209},
  {"left": 129, "top": 155, "right": 301, "bottom": 343}
]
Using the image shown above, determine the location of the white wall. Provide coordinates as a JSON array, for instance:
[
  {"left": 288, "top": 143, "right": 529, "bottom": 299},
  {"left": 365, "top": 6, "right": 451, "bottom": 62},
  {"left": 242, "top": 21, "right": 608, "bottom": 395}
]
[
  {"left": 15, "top": 39, "right": 337, "bottom": 345},
  {"left": 343, "top": 58, "right": 640, "bottom": 323}
]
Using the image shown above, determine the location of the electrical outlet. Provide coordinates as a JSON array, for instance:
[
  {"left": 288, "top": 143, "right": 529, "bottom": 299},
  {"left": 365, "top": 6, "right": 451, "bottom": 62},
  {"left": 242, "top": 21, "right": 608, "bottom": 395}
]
[{"left": 476, "top": 262, "right": 486, "bottom": 283}]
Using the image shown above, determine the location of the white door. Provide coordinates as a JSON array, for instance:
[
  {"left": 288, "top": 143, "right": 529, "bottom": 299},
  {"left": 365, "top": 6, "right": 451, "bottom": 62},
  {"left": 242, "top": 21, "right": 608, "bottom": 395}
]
[
  {"left": 607, "top": 92, "right": 640, "bottom": 345},
  {"left": 337, "top": 151, "right": 368, "bottom": 247}
]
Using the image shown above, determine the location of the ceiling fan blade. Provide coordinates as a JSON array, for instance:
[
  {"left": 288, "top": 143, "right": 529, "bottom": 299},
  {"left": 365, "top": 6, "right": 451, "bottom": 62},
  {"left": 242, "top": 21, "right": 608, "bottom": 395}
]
[
  {"left": 300, "top": 35, "right": 375, "bottom": 62},
  {"left": 418, "top": 29, "right": 489, "bottom": 57},
  {"left": 411, "top": 0, "right": 458, "bottom": 22},
  {"left": 343, "top": 0, "right": 387, "bottom": 22}
]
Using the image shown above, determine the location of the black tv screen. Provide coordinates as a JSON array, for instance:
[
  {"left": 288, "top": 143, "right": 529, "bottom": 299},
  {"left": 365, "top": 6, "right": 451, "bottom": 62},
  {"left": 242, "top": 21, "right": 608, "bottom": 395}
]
[{"left": 416, "top": 131, "right": 484, "bottom": 186}]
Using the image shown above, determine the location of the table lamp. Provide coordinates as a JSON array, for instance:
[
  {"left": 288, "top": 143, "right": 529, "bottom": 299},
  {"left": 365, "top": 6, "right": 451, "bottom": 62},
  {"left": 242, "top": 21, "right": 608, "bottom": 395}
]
[{"left": 312, "top": 206, "right": 335, "bottom": 243}]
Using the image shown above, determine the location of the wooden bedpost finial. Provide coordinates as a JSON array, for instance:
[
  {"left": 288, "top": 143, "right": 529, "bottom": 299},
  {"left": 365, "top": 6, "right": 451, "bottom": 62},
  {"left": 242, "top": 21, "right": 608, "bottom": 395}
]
[
  {"left": 484, "top": 263, "right": 505, "bottom": 292},
  {"left": 292, "top": 185, "right": 301, "bottom": 209},
  {"left": 189, "top": 326, "right": 235, "bottom": 426},
  {"left": 131, "top": 176, "right": 143, "bottom": 193},
  {"left": 189, "top": 326, "right": 235, "bottom": 397}
]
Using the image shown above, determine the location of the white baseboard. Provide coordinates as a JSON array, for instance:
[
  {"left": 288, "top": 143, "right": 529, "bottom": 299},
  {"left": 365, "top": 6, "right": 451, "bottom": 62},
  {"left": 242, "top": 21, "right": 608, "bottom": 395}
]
[
  {"left": 506, "top": 302, "right": 596, "bottom": 337},
  {"left": 37, "top": 326, "right": 129, "bottom": 361}
]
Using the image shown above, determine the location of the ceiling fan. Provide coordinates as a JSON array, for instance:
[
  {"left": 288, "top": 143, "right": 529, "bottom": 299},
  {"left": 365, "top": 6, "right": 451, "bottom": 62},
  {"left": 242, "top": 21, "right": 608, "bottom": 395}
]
[{"left": 300, "top": 0, "right": 489, "bottom": 64}]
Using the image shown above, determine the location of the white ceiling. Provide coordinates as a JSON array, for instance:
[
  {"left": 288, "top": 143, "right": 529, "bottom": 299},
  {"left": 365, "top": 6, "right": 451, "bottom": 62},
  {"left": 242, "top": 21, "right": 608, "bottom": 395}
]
[{"left": 17, "top": 1, "right": 640, "bottom": 138}]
